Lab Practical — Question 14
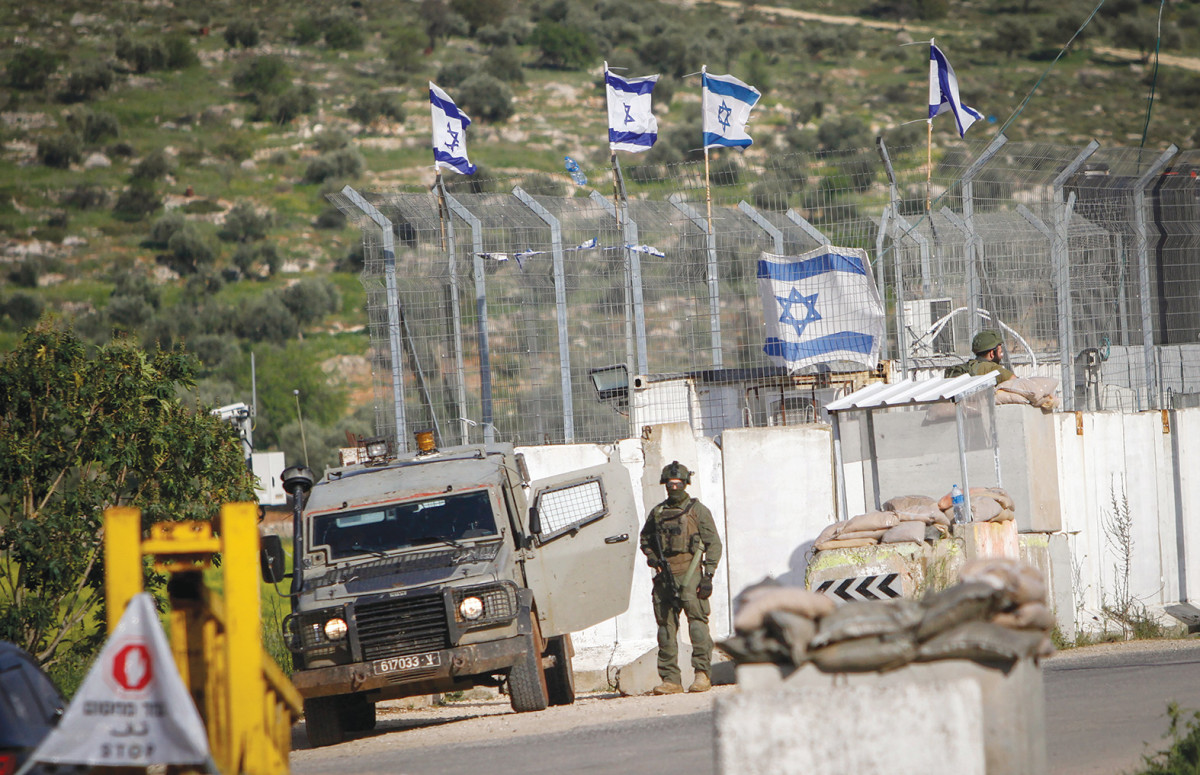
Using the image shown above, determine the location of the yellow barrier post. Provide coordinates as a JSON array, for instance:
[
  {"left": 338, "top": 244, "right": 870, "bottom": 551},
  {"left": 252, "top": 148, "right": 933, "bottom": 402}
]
[{"left": 103, "top": 506, "right": 145, "bottom": 633}]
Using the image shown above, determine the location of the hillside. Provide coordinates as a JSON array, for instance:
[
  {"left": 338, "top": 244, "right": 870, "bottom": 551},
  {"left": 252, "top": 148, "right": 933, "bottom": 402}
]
[{"left": 2, "top": 0, "right": 1198, "bottom": 470}]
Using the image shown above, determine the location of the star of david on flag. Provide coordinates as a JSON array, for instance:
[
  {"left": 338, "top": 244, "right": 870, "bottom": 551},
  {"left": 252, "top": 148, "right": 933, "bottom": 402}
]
[
  {"left": 605, "top": 64, "right": 659, "bottom": 153},
  {"left": 758, "top": 247, "right": 885, "bottom": 372},
  {"left": 929, "top": 42, "right": 983, "bottom": 138},
  {"left": 430, "top": 81, "right": 477, "bottom": 175},
  {"left": 701, "top": 70, "right": 761, "bottom": 150}
]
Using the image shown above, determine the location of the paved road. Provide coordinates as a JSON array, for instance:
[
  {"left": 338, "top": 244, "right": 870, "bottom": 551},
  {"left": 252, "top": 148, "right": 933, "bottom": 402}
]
[{"left": 291, "top": 640, "right": 1200, "bottom": 775}]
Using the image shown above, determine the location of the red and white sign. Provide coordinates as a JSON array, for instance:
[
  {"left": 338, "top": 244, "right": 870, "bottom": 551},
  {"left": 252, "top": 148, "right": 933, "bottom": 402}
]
[{"left": 110, "top": 643, "right": 152, "bottom": 693}]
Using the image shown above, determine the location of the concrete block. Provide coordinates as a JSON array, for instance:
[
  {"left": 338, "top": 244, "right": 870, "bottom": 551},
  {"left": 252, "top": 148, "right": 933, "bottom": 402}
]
[
  {"left": 721, "top": 658, "right": 1046, "bottom": 775},
  {"left": 996, "top": 405, "right": 1062, "bottom": 533},
  {"left": 959, "top": 519, "right": 1020, "bottom": 561},
  {"left": 805, "top": 542, "right": 925, "bottom": 599}
]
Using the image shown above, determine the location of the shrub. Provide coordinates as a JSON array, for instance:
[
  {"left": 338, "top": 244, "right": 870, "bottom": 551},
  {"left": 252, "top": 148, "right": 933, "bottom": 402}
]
[
  {"left": 168, "top": 223, "right": 217, "bottom": 272},
  {"left": 63, "top": 184, "right": 109, "bottom": 210},
  {"left": 111, "top": 270, "right": 162, "bottom": 311},
  {"left": 325, "top": 17, "right": 365, "bottom": 50},
  {"left": 224, "top": 20, "right": 261, "bottom": 48},
  {"left": 313, "top": 129, "right": 350, "bottom": 153},
  {"left": 302, "top": 148, "right": 364, "bottom": 183},
  {"left": 116, "top": 38, "right": 166, "bottom": 74},
  {"left": 455, "top": 73, "right": 513, "bottom": 122},
  {"left": 450, "top": 0, "right": 511, "bottom": 34},
  {"left": 435, "top": 61, "right": 477, "bottom": 89},
  {"left": 219, "top": 201, "right": 272, "bottom": 243},
  {"left": 9, "top": 260, "right": 41, "bottom": 289},
  {"left": 232, "top": 55, "right": 289, "bottom": 96},
  {"left": 106, "top": 294, "right": 155, "bottom": 329},
  {"left": 131, "top": 150, "right": 171, "bottom": 181},
  {"left": 60, "top": 62, "right": 114, "bottom": 103},
  {"left": 292, "top": 16, "right": 322, "bottom": 45},
  {"left": 3, "top": 293, "right": 45, "bottom": 328},
  {"left": 520, "top": 172, "right": 565, "bottom": 197},
  {"left": 113, "top": 183, "right": 162, "bottom": 221},
  {"left": 67, "top": 109, "right": 120, "bottom": 145},
  {"left": 7, "top": 48, "right": 58, "bottom": 90},
  {"left": 280, "top": 279, "right": 341, "bottom": 324},
  {"left": 234, "top": 295, "right": 298, "bottom": 342},
  {"left": 817, "top": 115, "right": 872, "bottom": 151},
  {"left": 37, "top": 134, "right": 82, "bottom": 169},
  {"left": 386, "top": 25, "right": 429, "bottom": 77},
  {"left": 254, "top": 86, "right": 317, "bottom": 125},
  {"left": 348, "top": 93, "right": 406, "bottom": 126},
  {"left": 530, "top": 21, "right": 597, "bottom": 70},
  {"left": 315, "top": 206, "right": 347, "bottom": 230},
  {"left": 149, "top": 211, "right": 186, "bottom": 247},
  {"left": 486, "top": 48, "right": 524, "bottom": 84},
  {"left": 162, "top": 34, "right": 199, "bottom": 69}
]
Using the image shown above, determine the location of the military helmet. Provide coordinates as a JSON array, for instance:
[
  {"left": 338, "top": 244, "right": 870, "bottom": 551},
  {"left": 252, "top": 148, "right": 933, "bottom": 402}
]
[
  {"left": 971, "top": 329, "right": 1004, "bottom": 354},
  {"left": 659, "top": 460, "right": 692, "bottom": 485}
]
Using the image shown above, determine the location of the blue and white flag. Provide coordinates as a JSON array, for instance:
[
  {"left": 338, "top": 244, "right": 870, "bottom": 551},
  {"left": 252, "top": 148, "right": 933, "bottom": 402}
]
[
  {"left": 430, "top": 81, "right": 477, "bottom": 175},
  {"left": 928, "top": 43, "right": 983, "bottom": 138},
  {"left": 606, "top": 65, "right": 659, "bottom": 153},
  {"left": 758, "top": 247, "right": 885, "bottom": 372},
  {"left": 702, "top": 70, "right": 761, "bottom": 150}
]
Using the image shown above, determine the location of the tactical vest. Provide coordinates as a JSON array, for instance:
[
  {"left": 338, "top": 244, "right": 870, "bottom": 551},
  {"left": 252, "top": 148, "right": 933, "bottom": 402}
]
[{"left": 654, "top": 499, "right": 700, "bottom": 576}]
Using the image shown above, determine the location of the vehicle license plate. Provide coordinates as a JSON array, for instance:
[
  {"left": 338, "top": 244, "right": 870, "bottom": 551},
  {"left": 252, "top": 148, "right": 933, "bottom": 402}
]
[{"left": 373, "top": 651, "right": 441, "bottom": 675}]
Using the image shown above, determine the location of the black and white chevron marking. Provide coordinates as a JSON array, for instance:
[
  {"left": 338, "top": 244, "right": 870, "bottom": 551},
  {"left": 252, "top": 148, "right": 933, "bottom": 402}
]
[{"left": 815, "top": 573, "right": 902, "bottom": 602}]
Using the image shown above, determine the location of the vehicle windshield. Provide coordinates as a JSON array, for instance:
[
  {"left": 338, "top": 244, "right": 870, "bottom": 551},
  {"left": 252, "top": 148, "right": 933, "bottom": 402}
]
[{"left": 311, "top": 490, "right": 498, "bottom": 560}]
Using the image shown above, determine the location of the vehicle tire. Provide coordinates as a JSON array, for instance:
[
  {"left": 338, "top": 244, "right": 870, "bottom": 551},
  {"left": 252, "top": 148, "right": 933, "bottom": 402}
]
[
  {"left": 304, "top": 695, "right": 346, "bottom": 748},
  {"left": 545, "top": 634, "right": 576, "bottom": 706},
  {"left": 508, "top": 616, "right": 549, "bottom": 713},
  {"left": 339, "top": 693, "right": 376, "bottom": 732}
]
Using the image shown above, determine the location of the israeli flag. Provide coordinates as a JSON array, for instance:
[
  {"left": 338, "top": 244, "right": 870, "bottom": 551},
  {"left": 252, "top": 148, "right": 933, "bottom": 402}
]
[
  {"left": 929, "top": 43, "right": 983, "bottom": 138},
  {"left": 758, "top": 247, "right": 885, "bottom": 372},
  {"left": 430, "top": 81, "right": 477, "bottom": 175},
  {"left": 606, "top": 66, "right": 659, "bottom": 153},
  {"left": 702, "top": 70, "right": 761, "bottom": 150}
]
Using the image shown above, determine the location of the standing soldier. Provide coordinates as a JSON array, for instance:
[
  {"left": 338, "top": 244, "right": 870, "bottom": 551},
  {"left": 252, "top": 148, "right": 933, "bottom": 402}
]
[{"left": 639, "top": 461, "right": 723, "bottom": 694}]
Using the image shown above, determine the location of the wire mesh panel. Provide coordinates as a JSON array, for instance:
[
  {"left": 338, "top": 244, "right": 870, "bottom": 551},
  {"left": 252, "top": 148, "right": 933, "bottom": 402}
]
[{"left": 335, "top": 140, "right": 1200, "bottom": 447}]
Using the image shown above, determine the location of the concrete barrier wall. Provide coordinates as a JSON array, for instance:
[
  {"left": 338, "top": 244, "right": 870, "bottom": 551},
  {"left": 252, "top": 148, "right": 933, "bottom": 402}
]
[{"left": 520, "top": 407, "right": 1200, "bottom": 678}]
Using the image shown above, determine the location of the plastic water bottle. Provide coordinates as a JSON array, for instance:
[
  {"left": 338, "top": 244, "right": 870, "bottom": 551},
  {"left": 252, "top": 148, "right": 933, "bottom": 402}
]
[
  {"left": 951, "top": 484, "right": 966, "bottom": 524},
  {"left": 564, "top": 156, "right": 587, "bottom": 186}
]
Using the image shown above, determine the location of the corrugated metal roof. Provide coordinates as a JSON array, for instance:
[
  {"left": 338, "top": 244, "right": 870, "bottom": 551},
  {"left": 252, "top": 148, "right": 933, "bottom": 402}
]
[{"left": 825, "top": 373, "right": 998, "bottom": 412}]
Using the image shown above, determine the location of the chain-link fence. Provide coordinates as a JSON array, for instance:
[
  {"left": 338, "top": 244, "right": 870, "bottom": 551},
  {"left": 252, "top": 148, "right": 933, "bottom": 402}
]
[{"left": 331, "top": 137, "right": 1200, "bottom": 449}]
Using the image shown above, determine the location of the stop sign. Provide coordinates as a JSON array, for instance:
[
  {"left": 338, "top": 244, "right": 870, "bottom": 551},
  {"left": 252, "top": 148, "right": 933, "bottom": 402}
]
[{"left": 111, "top": 642, "right": 152, "bottom": 692}]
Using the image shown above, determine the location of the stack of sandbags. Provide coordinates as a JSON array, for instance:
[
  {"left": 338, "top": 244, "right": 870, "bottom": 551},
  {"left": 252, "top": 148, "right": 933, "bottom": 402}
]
[
  {"left": 812, "top": 495, "right": 950, "bottom": 551},
  {"left": 996, "top": 376, "right": 1060, "bottom": 411},
  {"left": 718, "top": 560, "right": 1055, "bottom": 672},
  {"left": 936, "top": 486, "right": 1016, "bottom": 523}
]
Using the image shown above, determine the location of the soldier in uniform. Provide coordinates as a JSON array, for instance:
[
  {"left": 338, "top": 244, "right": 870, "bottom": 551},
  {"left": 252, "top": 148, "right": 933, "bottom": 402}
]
[
  {"left": 639, "top": 461, "right": 723, "bottom": 695},
  {"left": 965, "top": 329, "right": 1015, "bottom": 383}
]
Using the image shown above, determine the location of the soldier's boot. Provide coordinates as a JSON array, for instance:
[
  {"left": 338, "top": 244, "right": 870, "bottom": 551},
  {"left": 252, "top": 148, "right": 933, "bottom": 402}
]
[
  {"left": 687, "top": 672, "right": 711, "bottom": 693},
  {"left": 651, "top": 681, "right": 684, "bottom": 695}
]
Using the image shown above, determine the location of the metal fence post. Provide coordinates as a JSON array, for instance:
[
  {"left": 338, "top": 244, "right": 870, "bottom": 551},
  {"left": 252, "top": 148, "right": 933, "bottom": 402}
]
[
  {"left": 1133, "top": 144, "right": 1179, "bottom": 410},
  {"left": 443, "top": 191, "right": 495, "bottom": 444},
  {"left": 340, "top": 186, "right": 408, "bottom": 451},
  {"left": 589, "top": 190, "right": 647, "bottom": 376},
  {"left": 669, "top": 194, "right": 723, "bottom": 368},
  {"left": 513, "top": 186, "right": 575, "bottom": 443},
  {"left": 784, "top": 208, "right": 832, "bottom": 247},
  {"left": 737, "top": 201, "right": 784, "bottom": 254},
  {"left": 1049, "top": 140, "right": 1100, "bottom": 411},
  {"left": 961, "top": 134, "right": 1008, "bottom": 343}
]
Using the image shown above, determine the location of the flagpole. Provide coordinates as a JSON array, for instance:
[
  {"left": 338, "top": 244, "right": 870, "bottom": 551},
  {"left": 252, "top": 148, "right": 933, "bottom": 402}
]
[
  {"left": 701, "top": 65, "right": 716, "bottom": 247},
  {"left": 926, "top": 38, "right": 934, "bottom": 214},
  {"left": 436, "top": 168, "right": 448, "bottom": 250}
]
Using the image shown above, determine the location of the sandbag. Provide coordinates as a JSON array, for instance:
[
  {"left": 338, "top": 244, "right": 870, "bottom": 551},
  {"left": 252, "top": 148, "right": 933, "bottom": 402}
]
[
  {"left": 843, "top": 510, "right": 900, "bottom": 533},
  {"left": 997, "top": 376, "right": 1059, "bottom": 404},
  {"left": 811, "top": 599, "right": 923, "bottom": 648},
  {"left": 881, "top": 521, "right": 927, "bottom": 544},
  {"left": 815, "top": 537, "right": 879, "bottom": 551},
  {"left": 814, "top": 521, "right": 845, "bottom": 545},
  {"left": 882, "top": 495, "right": 942, "bottom": 524},
  {"left": 809, "top": 634, "right": 917, "bottom": 673},
  {"left": 733, "top": 584, "right": 836, "bottom": 633},
  {"left": 973, "top": 487, "right": 1014, "bottom": 511},
  {"left": 916, "top": 582, "right": 1004, "bottom": 641},
  {"left": 716, "top": 629, "right": 792, "bottom": 664},
  {"left": 969, "top": 496, "right": 1003, "bottom": 522},
  {"left": 836, "top": 528, "right": 891, "bottom": 541},
  {"left": 915, "top": 620, "right": 1047, "bottom": 664},
  {"left": 960, "top": 559, "right": 1046, "bottom": 605},
  {"left": 985, "top": 508, "right": 1015, "bottom": 523},
  {"left": 765, "top": 609, "right": 819, "bottom": 664},
  {"left": 991, "top": 602, "right": 1055, "bottom": 631}
]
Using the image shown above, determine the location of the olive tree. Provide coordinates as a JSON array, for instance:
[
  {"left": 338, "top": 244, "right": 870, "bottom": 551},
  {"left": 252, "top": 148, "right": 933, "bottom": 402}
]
[{"left": 0, "top": 322, "right": 256, "bottom": 668}]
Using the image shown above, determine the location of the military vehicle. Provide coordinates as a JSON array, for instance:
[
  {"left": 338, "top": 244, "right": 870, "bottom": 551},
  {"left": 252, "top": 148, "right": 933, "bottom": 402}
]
[{"left": 262, "top": 435, "right": 639, "bottom": 747}]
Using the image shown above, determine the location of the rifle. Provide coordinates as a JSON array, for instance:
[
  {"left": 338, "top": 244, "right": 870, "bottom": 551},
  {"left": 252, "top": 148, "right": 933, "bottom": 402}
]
[{"left": 648, "top": 519, "right": 676, "bottom": 594}]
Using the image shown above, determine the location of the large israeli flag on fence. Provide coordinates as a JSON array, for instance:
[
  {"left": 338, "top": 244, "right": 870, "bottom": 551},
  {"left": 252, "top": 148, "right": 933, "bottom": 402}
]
[
  {"left": 758, "top": 247, "right": 885, "bottom": 371},
  {"left": 606, "top": 67, "right": 659, "bottom": 153},
  {"left": 702, "top": 71, "right": 761, "bottom": 150},
  {"left": 430, "top": 82, "right": 477, "bottom": 175},
  {"left": 928, "top": 43, "right": 983, "bottom": 138}
]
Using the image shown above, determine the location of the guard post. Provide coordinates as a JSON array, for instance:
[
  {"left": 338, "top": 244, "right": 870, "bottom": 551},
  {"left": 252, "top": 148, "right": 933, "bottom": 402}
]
[{"left": 104, "top": 503, "right": 302, "bottom": 775}]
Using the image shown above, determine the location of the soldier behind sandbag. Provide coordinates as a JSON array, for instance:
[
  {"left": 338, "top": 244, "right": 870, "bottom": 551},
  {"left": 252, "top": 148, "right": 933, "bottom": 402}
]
[{"left": 639, "top": 461, "right": 723, "bottom": 695}]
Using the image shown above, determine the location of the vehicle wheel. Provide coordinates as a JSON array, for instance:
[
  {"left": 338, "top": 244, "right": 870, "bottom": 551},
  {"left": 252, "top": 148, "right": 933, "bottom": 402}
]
[
  {"left": 339, "top": 693, "right": 376, "bottom": 732},
  {"left": 508, "top": 616, "right": 549, "bottom": 712},
  {"left": 304, "top": 695, "right": 346, "bottom": 748},
  {"left": 545, "top": 634, "right": 575, "bottom": 706}
]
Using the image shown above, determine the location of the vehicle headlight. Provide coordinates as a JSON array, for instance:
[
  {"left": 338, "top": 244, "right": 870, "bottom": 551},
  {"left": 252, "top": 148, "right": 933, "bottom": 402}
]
[
  {"left": 458, "top": 596, "right": 484, "bottom": 621},
  {"left": 323, "top": 617, "right": 348, "bottom": 641}
]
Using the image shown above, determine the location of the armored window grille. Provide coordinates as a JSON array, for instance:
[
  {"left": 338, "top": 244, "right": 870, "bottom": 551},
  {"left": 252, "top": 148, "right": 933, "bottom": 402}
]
[{"left": 534, "top": 477, "right": 606, "bottom": 541}]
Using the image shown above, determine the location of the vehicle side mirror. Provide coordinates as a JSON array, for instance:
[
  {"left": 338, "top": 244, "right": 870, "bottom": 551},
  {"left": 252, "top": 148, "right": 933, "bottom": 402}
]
[
  {"left": 528, "top": 505, "right": 541, "bottom": 536},
  {"left": 261, "top": 534, "right": 287, "bottom": 584}
]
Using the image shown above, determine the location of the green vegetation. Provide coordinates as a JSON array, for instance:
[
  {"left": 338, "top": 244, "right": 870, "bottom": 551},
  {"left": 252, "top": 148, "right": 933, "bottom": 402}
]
[{"left": 1134, "top": 703, "right": 1200, "bottom": 775}]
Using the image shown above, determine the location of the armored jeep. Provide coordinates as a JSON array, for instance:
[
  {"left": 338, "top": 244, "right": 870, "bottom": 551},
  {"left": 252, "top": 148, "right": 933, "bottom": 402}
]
[{"left": 263, "top": 440, "right": 638, "bottom": 748}]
